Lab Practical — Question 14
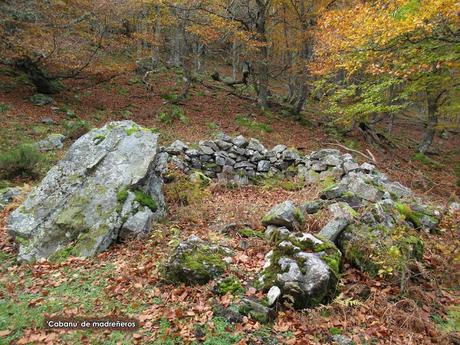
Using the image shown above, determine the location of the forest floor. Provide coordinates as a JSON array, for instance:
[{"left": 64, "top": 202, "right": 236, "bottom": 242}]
[{"left": 0, "top": 65, "right": 459, "bottom": 344}]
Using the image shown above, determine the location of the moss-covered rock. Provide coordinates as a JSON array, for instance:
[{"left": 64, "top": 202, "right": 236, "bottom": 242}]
[
  {"left": 262, "top": 200, "right": 304, "bottom": 231},
  {"left": 163, "top": 236, "right": 232, "bottom": 285},
  {"left": 337, "top": 223, "right": 425, "bottom": 277},
  {"left": 258, "top": 231, "right": 341, "bottom": 309}
]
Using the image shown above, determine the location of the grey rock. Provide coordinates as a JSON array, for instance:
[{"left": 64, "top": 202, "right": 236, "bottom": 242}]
[
  {"left": 310, "top": 149, "right": 340, "bottom": 160},
  {"left": 166, "top": 140, "right": 188, "bottom": 154},
  {"left": 230, "top": 146, "right": 246, "bottom": 156},
  {"left": 8, "top": 121, "right": 165, "bottom": 262},
  {"left": 199, "top": 140, "right": 219, "bottom": 152},
  {"left": 323, "top": 155, "right": 342, "bottom": 167},
  {"left": 265, "top": 225, "right": 291, "bottom": 243},
  {"left": 320, "top": 184, "right": 347, "bottom": 200},
  {"left": 0, "top": 187, "right": 21, "bottom": 210},
  {"left": 185, "top": 149, "right": 199, "bottom": 157},
  {"left": 299, "top": 168, "right": 319, "bottom": 184},
  {"left": 41, "top": 117, "right": 56, "bottom": 125},
  {"left": 35, "top": 133, "right": 65, "bottom": 151},
  {"left": 332, "top": 335, "right": 354, "bottom": 345},
  {"left": 383, "top": 182, "right": 412, "bottom": 199},
  {"left": 232, "top": 135, "right": 248, "bottom": 148},
  {"left": 270, "top": 144, "right": 287, "bottom": 156},
  {"left": 319, "top": 218, "right": 349, "bottom": 242},
  {"left": 360, "top": 162, "right": 376, "bottom": 173},
  {"left": 247, "top": 138, "right": 266, "bottom": 153},
  {"left": 257, "top": 160, "right": 270, "bottom": 172},
  {"left": 170, "top": 156, "right": 188, "bottom": 171},
  {"left": 282, "top": 150, "right": 300, "bottom": 161},
  {"left": 328, "top": 202, "right": 355, "bottom": 221},
  {"left": 448, "top": 202, "right": 460, "bottom": 214},
  {"left": 343, "top": 160, "right": 359, "bottom": 173},
  {"left": 199, "top": 145, "right": 214, "bottom": 155},
  {"left": 267, "top": 286, "right": 281, "bottom": 306},
  {"left": 119, "top": 207, "right": 154, "bottom": 240},
  {"left": 215, "top": 132, "right": 232, "bottom": 142},
  {"left": 301, "top": 200, "right": 324, "bottom": 214},
  {"left": 239, "top": 298, "right": 275, "bottom": 323},
  {"left": 234, "top": 161, "right": 255, "bottom": 169},
  {"left": 31, "top": 93, "right": 53, "bottom": 106},
  {"left": 311, "top": 161, "right": 328, "bottom": 172},
  {"left": 215, "top": 140, "right": 233, "bottom": 150},
  {"left": 262, "top": 200, "right": 303, "bottom": 231},
  {"left": 249, "top": 151, "right": 264, "bottom": 163},
  {"left": 163, "top": 235, "right": 231, "bottom": 285},
  {"left": 348, "top": 179, "right": 383, "bottom": 202}
]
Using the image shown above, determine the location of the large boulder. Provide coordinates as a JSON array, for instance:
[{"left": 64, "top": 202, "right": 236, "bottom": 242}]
[
  {"left": 8, "top": 121, "right": 166, "bottom": 262},
  {"left": 163, "top": 236, "right": 233, "bottom": 285},
  {"left": 258, "top": 230, "right": 341, "bottom": 309}
]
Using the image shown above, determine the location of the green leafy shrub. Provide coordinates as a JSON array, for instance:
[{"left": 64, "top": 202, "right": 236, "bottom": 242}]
[
  {"left": 235, "top": 115, "right": 272, "bottom": 133},
  {"left": 0, "top": 103, "right": 11, "bottom": 113},
  {"left": 64, "top": 119, "right": 91, "bottom": 140},
  {"left": 0, "top": 144, "right": 44, "bottom": 179},
  {"left": 158, "top": 105, "right": 188, "bottom": 125}
]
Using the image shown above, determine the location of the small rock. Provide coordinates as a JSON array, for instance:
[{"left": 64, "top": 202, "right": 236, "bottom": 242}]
[
  {"left": 234, "top": 161, "right": 255, "bottom": 169},
  {"left": 267, "top": 286, "right": 281, "bottom": 306},
  {"left": 328, "top": 202, "right": 355, "bottom": 221},
  {"left": 41, "top": 117, "right": 56, "bottom": 125},
  {"left": 262, "top": 200, "right": 304, "bottom": 231},
  {"left": 239, "top": 298, "right": 275, "bottom": 323},
  {"left": 215, "top": 132, "right": 232, "bottom": 142},
  {"left": 448, "top": 202, "right": 460, "bottom": 214},
  {"left": 247, "top": 138, "right": 266, "bottom": 153},
  {"left": 310, "top": 149, "right": 340, "bottom": 160},
  {"left": 320, "top": 184, "right": 347, "bottom": 200},
  {"left": 166, "top": 140, "right": 188, "bottom": 154},
  {"left": 319, "top": 218, "right": 349, "bottom": 242},
  {"left": 332, "top": 335, "right": 354, "bottom": 345},
  {"left": 257, "top": 160, "right": 270, "bottom": 172},
  {"left": 30, "top": 93, "right": 53, "bottom": 106},
  {"left": 35, "top": 133, "right": 65, "bottom": 151},
  {"left": 323, "top": 155, "right": 342, "bottom": 166},
  {"left": 232, "top": 135, "right": 248, "bottom": 148},
  {"left": 348, "top": 179, "right": 383, "bottom": 202},
  {"left": 360, "top": 162, "right": 376, "bottom": 173},
  {"left": 270, "top": 144, "right": 287, "bottom": 156},
  {"left": 0, "top": 187, "right": 21, "bottom": 210},
  {"left": 343, "top": 160, "right": 359, "bottom": 173},
  {"left": 300, "top": 200, "right": 324, "bottom": 214},
  {"left": 119, "top": 208, "right": 154, "bottom": 240}
]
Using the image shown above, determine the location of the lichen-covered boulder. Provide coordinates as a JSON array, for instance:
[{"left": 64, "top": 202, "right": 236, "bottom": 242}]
[
  {"left": 8, "top": 121, "right": 166, "bottom": 262},
  {"left": 35, "top": 133, "right": 65, "bottom": 151},
  {"left": 262, "top": 200, "right": 304, "bottom": 231},
  {"left": 258, "top": 230, "right": 341, "bottom": 309},
  {"left": 337, "top": 223, "right": 424, "bottom": 277},
  {"left": 163, "top": 236, "right": 233, "bottom": 285}
]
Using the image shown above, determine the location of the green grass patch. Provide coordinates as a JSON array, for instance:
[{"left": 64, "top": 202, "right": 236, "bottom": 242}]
[{"left": 235, "top": 115, "right": 272, "bottom": 133}]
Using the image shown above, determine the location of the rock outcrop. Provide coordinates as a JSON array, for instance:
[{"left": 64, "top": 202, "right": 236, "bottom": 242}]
[{"left": 8, "top": 121, "right": 166, "bottom": 262}]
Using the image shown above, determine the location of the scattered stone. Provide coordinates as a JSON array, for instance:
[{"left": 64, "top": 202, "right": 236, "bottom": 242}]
[
  {"left": 267, "top": 286, "right": 281, "bottom": 306},
  {"left": 448, "top": 202, "right": 460, "bottom": 214},
  {"left": 239, "top": 298, "right": 275, "bottom": 323},
  {"left": 247, "top": 138, "right": 266, "bottom": 153},
  {"left": 319, "top": 218, "right": 349, "bottom": 243},
  {"left": 348, "top": 179, "right": 383, "bottom": 202},
  {"left": 166, "top": 140, "right": 188, "bottom": 154},
  {"left": 300, "top": 200, "right": 324, "bottom": 215},
  {"left": 332, "top": 335, "right": 354, "bottom": 345},
  {"left": 8, "top": 121, "right": 166, "bottom": 262},
  {"left": 343, "top": 160, "right": 359, "bottom": 173},
  {"left": 30, "top": 93, "right": 53, "bottom": 106},
  {"left": 119, "top": 208, "right": 154, "bottom": 240},
  {"left": 0, "top": 187, "right": 21, "bottom": 211},
  {"left": 310, "top": 149, "right": 340, "bottom": 160},
  {"left": 270, "top": 144, "right": 287, "bottom": 156},
  {"left": 258, "top": 232, "right": 341, "bottom": 309},
  {"left": 41, "top": 117, "right": 56, "bottom": 125},
  {"left": 232, "top": 135, "right": 248, "bottom": 148},
  {"left": 262, "top": 201, "right": 304, "bottom": 231},
  {"left": 35, "top": 133, "right": 65, "bottom": 151},
  {"left": 257, "top": 160, "right": 270, "bottom": 172},
  {"left": 328, "top": 202, "right": 356, "bottom": 221}
]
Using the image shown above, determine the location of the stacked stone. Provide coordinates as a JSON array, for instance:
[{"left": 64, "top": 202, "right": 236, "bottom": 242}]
[{"left": 164, "top": 133, "right": 305, "bottom": 184}]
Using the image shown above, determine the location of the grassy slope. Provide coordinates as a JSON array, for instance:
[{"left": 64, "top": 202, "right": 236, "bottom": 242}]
[{"left": 0, "top": 66, "right": 459, "bottom": 344}]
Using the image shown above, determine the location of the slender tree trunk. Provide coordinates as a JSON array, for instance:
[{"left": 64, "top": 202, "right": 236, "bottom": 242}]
[
  {"left": 232, "top": 41, "right": 239, "bottom": 80},
  {"left": 255, "top": 0, "right": 269, "bottom": 109},
  {"left": 418, "top": 89, "right": 439, "bottom": 154},
  {"left": 152, "top": 5, "right": 161, "bottom": 66}
]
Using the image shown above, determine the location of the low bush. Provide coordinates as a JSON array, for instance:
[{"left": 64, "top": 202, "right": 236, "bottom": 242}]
[
  {"left": 0, "top": 144, "right": 44, "bottom": 179},
  {"left": 64, "top": 119, "right": 91, "bottom": 140}
]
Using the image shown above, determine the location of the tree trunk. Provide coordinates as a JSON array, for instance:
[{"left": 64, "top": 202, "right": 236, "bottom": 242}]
[
  {"left": 417, "top": 89, "right": 439, "bottom": 154},
  {"left": 232, "top": 41, "right": 239, "bottom": 81},
  {"left": 152, "top": 5, "right": 161, "bottom": 66},
  {"left": 255, "top": 0, "right": 269, "bottom": 109}
]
